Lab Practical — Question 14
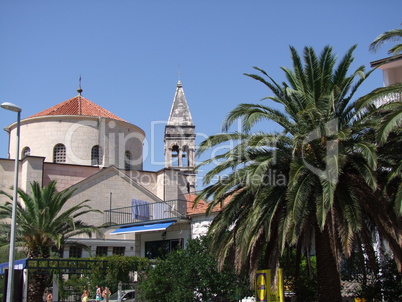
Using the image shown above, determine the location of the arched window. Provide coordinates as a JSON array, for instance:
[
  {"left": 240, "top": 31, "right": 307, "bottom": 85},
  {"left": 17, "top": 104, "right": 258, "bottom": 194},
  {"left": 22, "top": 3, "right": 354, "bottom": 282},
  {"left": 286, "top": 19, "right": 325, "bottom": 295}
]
[
  {"left": 53, "top": 144, "right": 66, "bottom": 163},
  {"left": 182, "top": 146, "right": 189, "bottom": 167},
  {"left": 124, "top": 150, "right": 131, "bottom": 171},
  {"left": 22, "top": 147, "right": 31, "bottom": 157},
  {"left": 171, "top": 145, "right": 179, "bottom": 167},
  {"left": 91, "top": 145, "right": 103, "bottom": 166}
]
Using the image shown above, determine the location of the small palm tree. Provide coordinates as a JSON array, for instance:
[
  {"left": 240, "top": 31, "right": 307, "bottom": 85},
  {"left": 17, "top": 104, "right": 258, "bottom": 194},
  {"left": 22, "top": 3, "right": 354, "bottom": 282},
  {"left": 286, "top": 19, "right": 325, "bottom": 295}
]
[
  {"left": 369, "top": 27, "right": 402, "bottom": 55},
  {"left": 0, "top": 180, "right": 103, "bottom": 302}
]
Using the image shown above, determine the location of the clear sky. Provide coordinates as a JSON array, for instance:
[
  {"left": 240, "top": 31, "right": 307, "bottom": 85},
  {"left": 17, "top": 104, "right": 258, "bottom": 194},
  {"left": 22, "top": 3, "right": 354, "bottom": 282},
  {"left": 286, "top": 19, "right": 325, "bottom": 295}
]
[{"left": 0, "top": 1, "right": 400, "bottom": 188}]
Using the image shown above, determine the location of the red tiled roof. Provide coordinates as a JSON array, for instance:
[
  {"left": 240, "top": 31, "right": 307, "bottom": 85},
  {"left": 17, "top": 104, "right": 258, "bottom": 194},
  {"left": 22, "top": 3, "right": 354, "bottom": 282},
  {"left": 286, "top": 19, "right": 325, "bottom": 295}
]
[
  {"left": 186, "top": 194, "right": 226, "bottom": 215},
  {"left": 28, "top": 95, "right": 126, "bottom": 121}
]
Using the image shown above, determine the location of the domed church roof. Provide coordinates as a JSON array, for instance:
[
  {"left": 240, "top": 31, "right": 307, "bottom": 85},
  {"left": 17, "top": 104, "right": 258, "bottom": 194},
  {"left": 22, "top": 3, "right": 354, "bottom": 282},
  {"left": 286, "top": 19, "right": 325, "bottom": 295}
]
[{"left": 29, "top": 91, "right": 126, "bottom": 122}]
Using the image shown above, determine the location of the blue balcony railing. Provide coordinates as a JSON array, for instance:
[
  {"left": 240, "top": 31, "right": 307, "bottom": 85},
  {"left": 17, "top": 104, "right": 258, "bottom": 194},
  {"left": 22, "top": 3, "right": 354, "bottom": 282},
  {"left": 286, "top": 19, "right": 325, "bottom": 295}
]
[{"left": 104, "top": 199, "right": 188, "bottom": 226}]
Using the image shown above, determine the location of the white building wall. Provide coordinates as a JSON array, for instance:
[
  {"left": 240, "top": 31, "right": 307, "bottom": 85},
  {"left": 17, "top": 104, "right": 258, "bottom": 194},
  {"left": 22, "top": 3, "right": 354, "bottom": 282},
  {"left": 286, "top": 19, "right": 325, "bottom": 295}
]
[
  {"left": 65, "top": 169, "right": 160, "bottom": 236},
  {"left": 0, "top": 158, "right": 20, "bottom": 204},
  {"left": 6, "top": 116, "right": 145, "bottom": 170},
  {"left": 191, "top": 214, "right": 217, "bottom": 239},
  {"left": 128, "top": 170, "right": 159, "bottom": 197},
  {"left": 20, "top": 156, "right": 44, "bottom": 194},
  {"left": 382, "top": 65, "right": 402, "bottom": 86},
  {"left": 137, "top": 222, "right": 191, "bottom": 257}
]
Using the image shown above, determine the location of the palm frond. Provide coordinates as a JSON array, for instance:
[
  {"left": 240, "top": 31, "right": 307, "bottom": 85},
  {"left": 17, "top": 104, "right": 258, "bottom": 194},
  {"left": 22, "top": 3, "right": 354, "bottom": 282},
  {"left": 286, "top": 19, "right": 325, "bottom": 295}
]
[{"left": 369, "top": 28, "right": 402, "bottom": 54}]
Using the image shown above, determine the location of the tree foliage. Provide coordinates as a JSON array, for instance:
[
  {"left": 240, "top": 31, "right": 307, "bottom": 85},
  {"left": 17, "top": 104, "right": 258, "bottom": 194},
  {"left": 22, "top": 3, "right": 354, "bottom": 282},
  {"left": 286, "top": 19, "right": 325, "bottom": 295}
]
[
  {"left": 342, "top": 252, "right": 402, "bottom": 301},
  {"left": 0, "top": 180, "right": 102, "bottom": 258},
  {"left": 0, "top": 180, "right": 102, "bottom": 302},
  {"left": 138, "top": 237, "right": 252, "bottom": 302},
  {"left": 57, "top": 255, "right": 151, "bottom": 299},
  {"left": 369, "top": 27, "right": 402, "bottom": 55},
  {"left": 196, "top": 45, "right": 402, "bottom": 302},
  {"left": 281, "top": 248, "right": 317, "bottom": 302}
]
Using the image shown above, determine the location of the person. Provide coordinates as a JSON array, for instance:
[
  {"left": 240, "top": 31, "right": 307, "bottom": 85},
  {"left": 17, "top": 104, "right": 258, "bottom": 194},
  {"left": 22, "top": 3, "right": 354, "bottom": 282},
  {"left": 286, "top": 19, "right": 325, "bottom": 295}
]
[
  {"left": 45, "top": 290, "right": 53, "bottom": 302},
  {"left": 95, "top": 285, "right": 102, "bottom": 301},
  {"left": 81, "top": 290, "right": 89, "bottom": 302},
  {"left": 82, "top": 286, "right": 90, "bottom": 302},
  {"left": 102, "top": 287, "right": 111, "bottom": 301}
]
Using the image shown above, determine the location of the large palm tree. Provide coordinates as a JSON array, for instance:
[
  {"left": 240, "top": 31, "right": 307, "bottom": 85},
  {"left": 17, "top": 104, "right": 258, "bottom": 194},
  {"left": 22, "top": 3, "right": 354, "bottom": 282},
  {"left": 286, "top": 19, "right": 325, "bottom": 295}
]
[
  {"left": 0, "top": 180, "right": 102, "bottom": 302},
  {"left": 196, "top": 45, "right": 402, "bottom": 302}
]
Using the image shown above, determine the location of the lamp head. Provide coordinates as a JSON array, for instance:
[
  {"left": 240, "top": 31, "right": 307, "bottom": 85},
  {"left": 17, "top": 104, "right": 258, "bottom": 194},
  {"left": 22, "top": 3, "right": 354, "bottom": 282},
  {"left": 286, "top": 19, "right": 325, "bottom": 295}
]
[{"left": 1, "top": 102, "right": 22, "bottom": 113}]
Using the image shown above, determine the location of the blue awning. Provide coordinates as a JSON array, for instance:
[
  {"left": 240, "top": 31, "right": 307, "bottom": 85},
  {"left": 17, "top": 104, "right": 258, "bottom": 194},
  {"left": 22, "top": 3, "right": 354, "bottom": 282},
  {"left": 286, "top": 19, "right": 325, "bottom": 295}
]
[
  {"left": 0, "top": 258, "right": 28, "bottom": 275},
  {"left": 111, "top": 220, "right": 176, "bottom": 235}
]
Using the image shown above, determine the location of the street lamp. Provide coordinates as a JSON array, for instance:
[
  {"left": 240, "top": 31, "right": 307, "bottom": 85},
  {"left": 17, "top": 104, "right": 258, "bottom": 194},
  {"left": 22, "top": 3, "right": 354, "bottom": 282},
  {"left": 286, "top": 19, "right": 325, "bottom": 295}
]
[{"left": 1, "top": 102, "right": 22, "bottom": 302}]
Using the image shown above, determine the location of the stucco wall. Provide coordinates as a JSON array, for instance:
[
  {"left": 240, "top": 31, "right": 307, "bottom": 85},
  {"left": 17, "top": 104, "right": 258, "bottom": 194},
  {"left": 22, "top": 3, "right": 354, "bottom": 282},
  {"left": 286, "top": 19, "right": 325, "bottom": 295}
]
[
  {"left": 0, "top": 158, "right": 20, "bottom": 205},
  {"left": 191, "top": 214, "right": 216, "bottom": 239},
  {"left": 137, "top": 222, "right": 191, "bottom": 257},
  {"left": 65, "top": 168, "right": 161, "bottom": 239},
  {"left": 7, "top": 116, "right": 145, "bottom": 170},
  {"left": 43, "top": 162, "right": 100, "bottom": 191}
]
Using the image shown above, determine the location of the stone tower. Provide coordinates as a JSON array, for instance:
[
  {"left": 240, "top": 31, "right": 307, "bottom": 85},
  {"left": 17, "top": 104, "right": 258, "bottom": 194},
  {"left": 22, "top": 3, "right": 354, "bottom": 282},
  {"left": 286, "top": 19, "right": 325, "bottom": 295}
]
[{"left": 164, "top": 80, "right": 196, "bottom": 192}]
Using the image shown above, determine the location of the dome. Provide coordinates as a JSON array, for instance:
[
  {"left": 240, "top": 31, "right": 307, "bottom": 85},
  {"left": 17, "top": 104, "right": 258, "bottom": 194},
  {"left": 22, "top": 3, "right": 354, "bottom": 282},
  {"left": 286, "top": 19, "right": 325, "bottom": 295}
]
[{"left": 6, "top": 94, "right": 145, "bottom": 170}]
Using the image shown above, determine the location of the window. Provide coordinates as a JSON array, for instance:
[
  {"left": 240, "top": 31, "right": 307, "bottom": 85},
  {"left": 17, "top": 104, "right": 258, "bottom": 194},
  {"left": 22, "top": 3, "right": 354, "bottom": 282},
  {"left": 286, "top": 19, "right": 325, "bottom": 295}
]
[
  {"left": 113, "top": 247, "right": 125, "bottom": 256},
  {"left": 53, "top": 144, "right": 66, "bottom": 163},
  {"left": 123, "top": 292, "right": 136, "bottom": 299},
  {"left": 22, "top": 147, "right": 30, "bottom": 157},
  {"left": 182, "top": 145, "right": 189, "bottom": 167},
  {"left": 69, "top": 246, "right": 82, "bottom": 258},
  {"left": 124, "top": 150, "right": 131, "bottom": 171},
  {"left": 145, "top": 239, "right": 183, "bottom": 259},
  {"left": 171, "top": 145, "right": 179, "bottom": 166},
  {"left": 110, "top": 290, "right": 135, "bottom": 300},
  {"left": 96, "top": 246, "right": 108, "bottom": 256},
  {"left": 91, "top": 145, "right": 103, "bottom": 165}
]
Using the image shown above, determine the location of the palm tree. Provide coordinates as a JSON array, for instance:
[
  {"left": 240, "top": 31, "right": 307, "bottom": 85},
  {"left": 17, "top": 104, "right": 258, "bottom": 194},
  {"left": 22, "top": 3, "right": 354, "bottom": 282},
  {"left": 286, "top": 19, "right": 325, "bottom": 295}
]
[
  {"left": 356, "top": 86, "right": 402, "bottom": 217},
  {"left": 196, "top": 45, "right": 402, "bottom": 302},
  {"left": 366, "top": 24, "right": 402, "bottom": 225},
  {"left": 0, "top": 180, "right": 102, "bottom": 302},
  {"left": 369, "top": 27, "right": 402, "bottom": 55}
]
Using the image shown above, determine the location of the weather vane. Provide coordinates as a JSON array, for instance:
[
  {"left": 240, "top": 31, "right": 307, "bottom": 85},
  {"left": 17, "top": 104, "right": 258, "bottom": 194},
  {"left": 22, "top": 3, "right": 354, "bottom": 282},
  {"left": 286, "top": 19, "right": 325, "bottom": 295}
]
[
  {"left": 178, "top": 64, "right": 182, "bottom": 82},
  {"left": 77, "top": 75, "right": 83, "bottom": 96}
]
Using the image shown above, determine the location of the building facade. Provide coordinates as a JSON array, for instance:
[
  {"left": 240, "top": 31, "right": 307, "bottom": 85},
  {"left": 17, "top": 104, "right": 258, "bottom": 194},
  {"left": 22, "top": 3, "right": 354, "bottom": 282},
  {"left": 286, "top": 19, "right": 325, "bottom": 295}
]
[{"left": 0, "top": 81, "right": 216, "bottom": 260}]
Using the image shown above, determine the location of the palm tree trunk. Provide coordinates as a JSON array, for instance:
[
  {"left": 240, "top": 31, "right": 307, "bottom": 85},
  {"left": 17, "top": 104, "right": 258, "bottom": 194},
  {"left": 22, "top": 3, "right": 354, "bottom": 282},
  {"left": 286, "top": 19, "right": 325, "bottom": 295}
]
[
  {"left": 27, "top": 249, "right": 51, "bottom": 302},
  {"left": 315, "top": 223, "right": 342, "bottom": 302},
  {"left": 28, "top": 270, "right": 49, "bottom": 302}
]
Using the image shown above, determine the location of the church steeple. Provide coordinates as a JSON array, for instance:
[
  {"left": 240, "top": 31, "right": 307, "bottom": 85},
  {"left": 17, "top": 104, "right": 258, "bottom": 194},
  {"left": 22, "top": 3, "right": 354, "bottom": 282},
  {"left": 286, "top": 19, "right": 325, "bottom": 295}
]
[
  {"left": 166, "top": 80, "right": 194, "bottom": 126},
  {"left": 164, "top": 81, "right": 196, "bottom": 192}
]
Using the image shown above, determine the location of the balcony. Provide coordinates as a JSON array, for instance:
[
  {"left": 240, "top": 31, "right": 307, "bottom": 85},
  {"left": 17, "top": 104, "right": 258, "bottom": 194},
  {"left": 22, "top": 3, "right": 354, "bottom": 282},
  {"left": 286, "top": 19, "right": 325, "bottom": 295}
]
[{"left": 104, "top": 199, "right": 188, "bottom": 226}]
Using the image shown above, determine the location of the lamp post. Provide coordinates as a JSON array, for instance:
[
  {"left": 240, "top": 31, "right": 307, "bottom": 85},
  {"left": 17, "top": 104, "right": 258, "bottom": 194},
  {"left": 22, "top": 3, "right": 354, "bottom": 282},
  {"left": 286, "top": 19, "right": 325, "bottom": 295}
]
[{"left": 1, "top": 102, "right": 22, "bottom": 302}]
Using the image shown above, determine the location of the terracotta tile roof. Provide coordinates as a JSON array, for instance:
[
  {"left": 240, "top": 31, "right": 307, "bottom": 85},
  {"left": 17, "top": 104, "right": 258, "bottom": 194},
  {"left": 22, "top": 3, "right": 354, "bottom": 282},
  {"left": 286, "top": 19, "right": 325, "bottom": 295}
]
[
  {"left": 28, "top": 95, "right": 126, "bottom": 121},
  {"left": 185, "top": 193, "right": 226, "bottom": 215}
]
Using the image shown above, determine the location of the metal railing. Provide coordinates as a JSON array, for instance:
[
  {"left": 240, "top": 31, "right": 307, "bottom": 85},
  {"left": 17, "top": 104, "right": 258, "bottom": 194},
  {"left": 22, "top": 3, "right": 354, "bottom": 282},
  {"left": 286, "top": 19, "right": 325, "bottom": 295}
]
[{"left": 104, "top": 199, "right": 188, "bottom": 226}]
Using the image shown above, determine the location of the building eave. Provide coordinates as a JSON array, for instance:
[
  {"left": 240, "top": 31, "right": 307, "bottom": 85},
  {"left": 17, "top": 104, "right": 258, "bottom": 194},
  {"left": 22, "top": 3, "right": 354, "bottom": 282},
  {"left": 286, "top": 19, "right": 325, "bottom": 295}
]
[{"left": 370, "top": 54, "right": 402, "bottom": 69}]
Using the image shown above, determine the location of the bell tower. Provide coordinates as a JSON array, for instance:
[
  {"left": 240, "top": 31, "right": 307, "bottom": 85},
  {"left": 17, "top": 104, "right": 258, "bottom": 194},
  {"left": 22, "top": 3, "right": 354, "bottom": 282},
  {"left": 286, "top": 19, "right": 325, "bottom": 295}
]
[{"left": 164, "top": 80, "right": 196, "bottom": 192}]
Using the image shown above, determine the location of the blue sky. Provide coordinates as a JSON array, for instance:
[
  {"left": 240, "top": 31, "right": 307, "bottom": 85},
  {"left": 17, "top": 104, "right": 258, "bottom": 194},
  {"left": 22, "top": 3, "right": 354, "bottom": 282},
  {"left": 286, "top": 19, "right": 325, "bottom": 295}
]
[{"left": 0, "top": 1, "right": 400, "bottom": 188}]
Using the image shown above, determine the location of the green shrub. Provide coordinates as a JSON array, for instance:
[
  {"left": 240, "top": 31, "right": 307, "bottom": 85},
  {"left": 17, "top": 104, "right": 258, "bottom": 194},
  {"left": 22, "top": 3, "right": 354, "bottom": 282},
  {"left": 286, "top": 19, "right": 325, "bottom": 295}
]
[{"left": 138, "top": 236, "right": 252, "bottom": 302}]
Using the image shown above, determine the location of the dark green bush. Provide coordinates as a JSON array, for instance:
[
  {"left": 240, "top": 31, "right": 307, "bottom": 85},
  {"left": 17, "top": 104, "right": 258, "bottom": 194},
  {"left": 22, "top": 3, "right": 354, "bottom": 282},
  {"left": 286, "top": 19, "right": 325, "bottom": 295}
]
[{"left": 138, "top": 236, "right": 252, "bottom": 302}]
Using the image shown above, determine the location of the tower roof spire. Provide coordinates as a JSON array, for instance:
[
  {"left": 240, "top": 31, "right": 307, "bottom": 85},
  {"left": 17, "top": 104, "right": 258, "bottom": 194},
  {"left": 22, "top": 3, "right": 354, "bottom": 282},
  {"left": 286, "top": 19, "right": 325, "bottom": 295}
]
[{"left": 167, "top": 80, "right": 193, "bottom": 126}]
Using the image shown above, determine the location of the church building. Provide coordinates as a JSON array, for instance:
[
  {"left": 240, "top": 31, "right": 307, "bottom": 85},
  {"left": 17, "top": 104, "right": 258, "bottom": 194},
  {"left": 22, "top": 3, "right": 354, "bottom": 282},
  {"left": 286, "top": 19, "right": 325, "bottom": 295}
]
[{"left": 0, "top": 81, "right": 218, "bottom": 259}]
